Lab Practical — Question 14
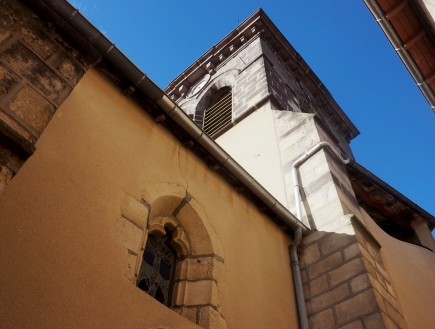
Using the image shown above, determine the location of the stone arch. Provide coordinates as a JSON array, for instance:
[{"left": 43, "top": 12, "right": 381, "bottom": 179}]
[
  {"left": 194, "top": 71, "right": 237, "bottom": 127},
  {"left": 136, "top": 187, "right": 227, "bottom": 329},
  {"left": 148, "top": 215, "right": 191, "bottom": 257}
]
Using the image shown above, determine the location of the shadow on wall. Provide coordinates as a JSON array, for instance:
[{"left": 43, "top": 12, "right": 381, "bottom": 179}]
[{"left": 297, "top": 215, "right": 435, "bottom": 329}]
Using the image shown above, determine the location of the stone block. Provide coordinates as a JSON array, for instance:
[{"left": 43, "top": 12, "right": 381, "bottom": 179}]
[
  {"left": 353, "top": 226, "right": 367, "bottom": 250},
  {"left": 308, "top": 283, "right": 350, "bottom": 313},
  {"left": 175, "top": 307, "right": 197, "bottom": 323},
  {"left": 308, "top": 308, "right": 335, "bottom": 329},
  {"left": 350, "top": 273, "right": 371, "bottom": 293},
  {"left": 0, "top": 41, "right": 70, "bottom": 103},
  {"left": 7, "top": 85, "right": 55, "bottom": 134},
  {"left": 369, "top": 275, "right": 399, "bottom": 311},
  {"left": 296, "top": 128, "right": 322, "bottom": 154},
  {"left": 0, "top": 64, "right": 19, "bottom": 101},
  {"left": 325, "top": 183, "right": 340, "bottom": 204},
  {"left": 179, "top": 257, "right": 224, "bottom": 282},
  {"left": 385, "top": 280, "right": 395, "bottom": 298},
  {"left": 124, "top": 251, "right": 137, "bottom": 283},
  {"left": 181, "top": 280, "right": 219, "bottom": 307},
  {"left": 309, "top": 251, "right": 343, "bottom": 279},
  {"left": 313, "top": 161, "right": 330, "bottom": 178},
  {"left": 175, "top": 259, "right": 189, "bottom": 281},
  {"left": 303, "top": 274, "right": 328, "bottom": 298},
  {"left": 375, "top": 261, "right": 390, "bottom": 281},
  {"left": 320, "top": 232, "right": 357, "bottom": 256},
  {"left": 311, "top": 199, "right": 346, "bottom": 231},
  {"left": 384, "top": 301, "right": 407, "bottom": 329},
  {"left": 382, "top": 314, "right": 400, "bottom": 329},
  {"left": 344, "top": 243, "right": 361, "bottom": 260},
  {"left": 299, "top": 151, "right": 327, "bottom": 177},
  {"left": 329, "top": 258, "right": 364, "bottom": 286},
  {"left": 301, "top": 230, "right": 329, "bottom": 247},
  {"left": 338, "top": 320, "right": 364, "bottom": 329},
  {"left": 120, "top": 196, "right": 149, "bottom": 229},
  {"left": 280, "top": 143, "right": 299, "bottom": 164},
  {"left": 198, "top": 306, "right": 228, "bottom": 329},
  {"left": 306, "top": 188, "right": 328, "bottom": 213},
  {"left": 0, "top": 1, "right": 58, "bottom": 60},
  {"left": 300, "top": 242, "right": 321, "bottom": 268},
  {"left": 0, "top": 109, "right": 34, "bottom": 142},
  {"left": 335, "top": 289, "right": 379, "bottom": 324},
  {"left": 373, "top": 289, "right": 388, "bottom": 314},
  {"left": 365, "top": 313, "right": 386, "bottom": 329},
  {"left": 0, "top": 26, "right": 10, "bottom": 44},
  {"left": 300, "top": 268, "right": 308, "bottom": 284},
  {"left": 366, "top": 240, "right": 382, "bottom": 263},
  {"left": 115, "top": 216, "right": 144, "bottom": 254},
  {"left": 49, "top": 49, "right": 84, "bottom": 85}
]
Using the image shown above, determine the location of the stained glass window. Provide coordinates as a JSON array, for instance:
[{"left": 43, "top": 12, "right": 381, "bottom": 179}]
[{"left": 137, "top": 232, "right": 176, "bottom": 306}]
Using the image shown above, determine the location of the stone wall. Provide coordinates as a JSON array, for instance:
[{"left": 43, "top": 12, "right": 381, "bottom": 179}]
[
  {"left": 0, "top": 0, "right": 91, "bottom": 194},
  {"left": 353, "top": 219, "right": 409, "bottom": 329},
  {"left": 261, "top": 40, "right": 302, "bottom": 113},
  {"left": 178, "top": 37, "right": 271, "bottom": 126},
  {"left": 299, "top": 216, "right": 408, "bottom": 329},
  {"left": 273, "top": 111, "right": 359, "bottom": 229}
]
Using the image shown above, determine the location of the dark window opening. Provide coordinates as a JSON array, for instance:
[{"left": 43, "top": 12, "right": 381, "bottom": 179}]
[
  {"left": 137, "top": 232, "right": 176, "bottom": 307},
  {"left": 202, "top": 88, "right": 233, "bottom": 138}
]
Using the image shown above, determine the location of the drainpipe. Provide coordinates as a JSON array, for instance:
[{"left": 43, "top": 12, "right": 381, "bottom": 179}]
[
  {"left": 290, "top": 227, "right": 309, "bottom": 329},
  {"left": 292, "top": 141, "right": 350, "bottom": 221},
  {"left": 290, "top": 141, "right": 349, "bottom": 329}
]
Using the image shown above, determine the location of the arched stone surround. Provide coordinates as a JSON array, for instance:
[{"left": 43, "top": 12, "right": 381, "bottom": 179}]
[{"left": 116, "top": 183, "right": 227, "bottom": 329}]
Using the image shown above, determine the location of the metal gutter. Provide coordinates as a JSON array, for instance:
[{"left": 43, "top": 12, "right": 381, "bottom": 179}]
[
  {"left": 363, "top": 0, "right": 435, "bottom": 113},
  {"left": 40, "top": 0, "right": 309, "bottom": 235},
  {"left": 348, "top": 160, "right": 435, "bottom": 230}
]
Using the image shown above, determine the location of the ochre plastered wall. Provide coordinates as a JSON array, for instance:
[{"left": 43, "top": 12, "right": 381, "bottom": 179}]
[
  {"left": 0, "top": 68, "right": 298, "bottom": 329},
  {"left": 361, "top": 209, "right": 435, "bottom": 329}
]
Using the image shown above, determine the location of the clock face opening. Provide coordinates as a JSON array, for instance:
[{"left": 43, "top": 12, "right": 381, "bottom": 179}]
[
  {"left": 193, "top": 80, "right": 207, "bottom": 95},
  {"left": 189, "top": 74, "right": 211, "bottom": 97}
]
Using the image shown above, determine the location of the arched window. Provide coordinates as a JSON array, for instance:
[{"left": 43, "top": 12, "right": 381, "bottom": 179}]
[
  {"left": 137, "top": 230, "right": 176, "bottom": 307},
  {"left": 202, "top": 87, "right": 232, "bottom": 138}
]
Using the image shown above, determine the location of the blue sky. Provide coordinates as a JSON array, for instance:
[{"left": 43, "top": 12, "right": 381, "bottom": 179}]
[{"left": 72, "top": 0, "right": 435, "bottom": 236}]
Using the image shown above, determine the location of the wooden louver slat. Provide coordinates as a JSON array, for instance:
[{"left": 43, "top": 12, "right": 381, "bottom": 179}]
[{"left": 203, "top": 92, "right": 232, "bottom": 137}]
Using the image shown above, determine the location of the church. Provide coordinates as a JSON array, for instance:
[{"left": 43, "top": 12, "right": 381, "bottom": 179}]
[{"left": 0, "top": 1, "right": 434, "bottom": 329}]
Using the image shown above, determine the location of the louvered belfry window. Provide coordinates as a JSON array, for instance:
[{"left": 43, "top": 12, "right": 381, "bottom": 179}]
[
  {"left": 202, "top": 91, "right": 232, "bottom": 137},
  {"left": 137, "top": 233, "right": 176, "bottom": 307}
]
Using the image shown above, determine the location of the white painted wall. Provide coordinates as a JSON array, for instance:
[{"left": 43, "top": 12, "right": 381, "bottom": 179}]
[{"left": 216, "top": 102, "right": 289, "bottom": 208}]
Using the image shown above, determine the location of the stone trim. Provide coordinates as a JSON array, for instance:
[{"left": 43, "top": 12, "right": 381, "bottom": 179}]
[
  {"left": 115, "top": 191, "right": 226, "bottom": 329},
  {"left": 297, "top": 217, "right": 409, "bottom": 329}
]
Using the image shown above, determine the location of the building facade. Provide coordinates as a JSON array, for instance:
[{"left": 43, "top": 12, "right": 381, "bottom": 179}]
[{"left": 0, "top": 1, "right": 434, "bottom": 329}]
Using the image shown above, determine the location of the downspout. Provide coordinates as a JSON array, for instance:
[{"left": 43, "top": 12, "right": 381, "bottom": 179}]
[
  {"left": 290, "top": 227, "right": 309, "bottom": 329},
  {"left": 290, "top": 141, "right": 350, "bottom": 329},
  {"left": 292, "top": 141, "right": 350, "bottom": 221}
]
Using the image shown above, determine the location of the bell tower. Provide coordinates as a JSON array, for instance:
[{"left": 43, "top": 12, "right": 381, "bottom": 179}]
[
  {"left": 165, "top": 9, "right": 417, "bottom": 329},
  {"left": 164, "top": 8, "right": 360, "bottom": 231}
]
